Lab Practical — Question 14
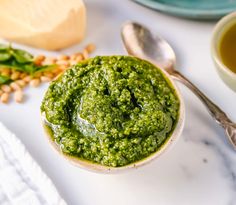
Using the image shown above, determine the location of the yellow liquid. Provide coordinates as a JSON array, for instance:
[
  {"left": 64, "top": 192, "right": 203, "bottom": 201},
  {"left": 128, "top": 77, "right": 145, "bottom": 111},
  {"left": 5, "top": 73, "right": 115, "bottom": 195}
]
[{"left": 219, "top": 23, "right": 236, "bottom": 73}]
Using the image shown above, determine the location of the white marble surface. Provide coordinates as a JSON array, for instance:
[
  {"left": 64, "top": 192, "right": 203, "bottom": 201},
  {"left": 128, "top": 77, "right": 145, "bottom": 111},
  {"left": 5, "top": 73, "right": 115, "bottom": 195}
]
[{"left": 1, "top": 0, "right": 236, "bottom": 204}]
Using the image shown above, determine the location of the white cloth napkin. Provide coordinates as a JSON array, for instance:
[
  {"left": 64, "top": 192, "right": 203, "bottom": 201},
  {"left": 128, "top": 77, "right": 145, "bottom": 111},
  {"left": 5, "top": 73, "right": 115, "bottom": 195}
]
[{"left": 0, "top": 122, "right": 67, "bottom": 205}]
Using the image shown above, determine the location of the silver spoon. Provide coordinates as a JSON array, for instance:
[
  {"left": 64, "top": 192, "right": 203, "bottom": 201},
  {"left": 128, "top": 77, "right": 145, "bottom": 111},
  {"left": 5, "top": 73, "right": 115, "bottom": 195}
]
[{"left": 121, "top": 21, "right": 236, "bottom": 150}]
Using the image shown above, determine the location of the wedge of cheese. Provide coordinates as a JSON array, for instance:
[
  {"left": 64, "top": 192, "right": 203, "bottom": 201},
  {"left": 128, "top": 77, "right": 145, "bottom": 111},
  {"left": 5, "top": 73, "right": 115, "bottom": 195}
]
[{"left": 0, "top": 0, "right": 86, "bottom": 50}]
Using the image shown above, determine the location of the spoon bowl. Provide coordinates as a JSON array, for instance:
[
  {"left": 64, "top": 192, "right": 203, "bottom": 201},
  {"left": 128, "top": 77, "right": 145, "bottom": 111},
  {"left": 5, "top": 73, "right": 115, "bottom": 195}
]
[
  {"left": 121, "top": 22, "right": 176, "bottom": 71},
  {"left": 121, "top": 21, "right": 236, "bottom": 150}
]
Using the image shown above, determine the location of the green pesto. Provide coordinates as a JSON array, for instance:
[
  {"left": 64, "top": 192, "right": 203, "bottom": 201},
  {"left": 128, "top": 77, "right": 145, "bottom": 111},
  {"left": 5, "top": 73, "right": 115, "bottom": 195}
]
[{"left": 41, "top": 56, "right": 180, "bottom": 167}]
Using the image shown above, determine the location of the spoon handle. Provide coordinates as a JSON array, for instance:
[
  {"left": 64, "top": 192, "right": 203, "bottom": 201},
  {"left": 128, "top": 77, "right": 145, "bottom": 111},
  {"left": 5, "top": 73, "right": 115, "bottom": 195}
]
[{"left": 170, "top": 70, "right": 236, "bottom": 149}]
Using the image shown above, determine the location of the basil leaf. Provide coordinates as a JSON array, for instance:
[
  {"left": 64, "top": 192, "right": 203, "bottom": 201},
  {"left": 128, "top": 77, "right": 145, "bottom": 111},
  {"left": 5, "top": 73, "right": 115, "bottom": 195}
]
[
  {"left": 0, "top": 75, "right": 11, "bottom": 85},
  {"left": 0, "top": 44, "right": 55, "bottom": 75},
  {"left": 0, "top": 44, "right": 10, "bottom": 51},
  {"left": 23, "top": 64, "right": 37, "bottom": 74},
  {"left": 12, "top": 49, "right": 33, "bottom": 63},
  {"left": 34, "top": 64, "right": 56, "bottom": 73},
  {"left": 0, "top": 52, "right": 11, "bottom": 61}
]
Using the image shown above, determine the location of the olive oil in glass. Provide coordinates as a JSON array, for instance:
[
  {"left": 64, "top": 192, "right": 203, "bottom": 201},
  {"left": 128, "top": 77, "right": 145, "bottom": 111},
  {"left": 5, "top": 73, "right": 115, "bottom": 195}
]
[{"left": 219, "top": 23, "right": 236, "bottom": 74}]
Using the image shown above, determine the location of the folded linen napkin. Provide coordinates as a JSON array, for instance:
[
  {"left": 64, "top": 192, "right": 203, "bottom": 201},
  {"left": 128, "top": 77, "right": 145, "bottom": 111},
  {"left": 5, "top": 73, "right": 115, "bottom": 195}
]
[{"left": 0, "top": 122, "right": 67, "bottom": 205}]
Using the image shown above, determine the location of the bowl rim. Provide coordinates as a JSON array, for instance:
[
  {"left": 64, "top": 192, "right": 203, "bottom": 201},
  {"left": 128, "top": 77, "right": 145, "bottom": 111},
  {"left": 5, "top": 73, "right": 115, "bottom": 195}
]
[
  {"left": 41, "top": 56, "right": 185, "bottom": 174},
  {"left": 211, "top": 11, "right": 236, "bottom": 79}
]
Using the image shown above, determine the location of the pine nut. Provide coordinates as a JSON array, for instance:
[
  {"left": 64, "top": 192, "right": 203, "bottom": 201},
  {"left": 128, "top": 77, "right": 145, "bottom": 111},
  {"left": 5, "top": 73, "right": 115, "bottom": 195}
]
[
  {"left": 70, "top": 54, "right": 77, "bottom": 61},
  {"left": 1, "top": 67, "right": 11, "bottom": 74},
  {"left": 58, "top": 65, "right": 68, "bottom": 71},
  {"left": 57, "top": 60, "right": 69, "bottom": 66},
  {"left": 1, "top": 85, "right": 12, "bottom": 93},
  {"left": 30, "top": 78, "right": 41, "bottom": 87},
  {"left": 75, "top": 52, "right": 83, "bottom": 57},
  {"left": 52, "top": 67, "right": 61, "bottom": 74},
  {"left": 1, "top": 70, "right": 11, "bottom": 76},
  {"left": 16, "top": 80, "right": 27, "bottom": 88},
  {"left": 11, "top": 71, "right": 20, "bottom": 80},
  {"left": 42, "top": 57, "right": 57, "bottom": 65},
  {"left": 34, "top": 72, "right": 42, "bottom": 78},
  {"left": 14, "top": 90, "right": 24, "bottom": 103},
  {"left": 20, "top": 72, "right": 28, "bottom": 79},
  {"left": 69, "top": 60, "right": 78, "bottom": 66},
  {"left": 43, "top": 72, "right": 54, "bottom": 78},
  {"left": 23, "top": 76, "right": 31, "bottom": 83},
  {"left": 34, "top": 55, "right": 45, "bottom": 66},
  {"left": 0, "top": 93, "right": 9, "bottom": 103},
  {"left": 75, "top": 54, "right": 83, "bottom": 62},
  {"left": 58, "top": 55, "right": 69, "bottom": 61},
  {"left": 10, "top": 82, "right": 21, "bottom": 91},
  {"left": 40, "top": 76, "right": 51, "bottom": 82},
  {"left": 85, "top": 43, "right": 96, "bottom": 54},
  {"left": 82, "top": 49, "right": 89, "bottom": 59}
]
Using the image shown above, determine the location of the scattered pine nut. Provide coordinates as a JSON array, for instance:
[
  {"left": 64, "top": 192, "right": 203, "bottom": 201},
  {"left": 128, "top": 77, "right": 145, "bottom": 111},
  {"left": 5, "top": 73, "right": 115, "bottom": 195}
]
[
  {"left": 82, "top": 49, "right": 89, "bottom": 59},
  {"left": 57, "top": 60, "right": 70, "bottom": 66},
  {"left": 1, "top": 67, "right": 11, "bottom": 73},
  {"left": 1, "top": 69, "right": 11, "bottom": 76},
  {"left": 52, "top": 67, "right": 61, "bottom": 74},
  {"left": 75, "top": 55, "right": 83, "bottom": 62},
  {"left": 10, "top": 82, "right": 21, "bottom": 91},
  {"left": 14, "top": 90, "right": 24, "bottom": 103},
  {"left": 30, "top": 78, "right": 41, "bottom": 87},
  {"left": 58, "top": 55, "right": 69, "bottom": 61},
  {"left": 34, "top": 72, "right": 43, "bottom": 78},
  {"left": 1, "top": 85, "right": 12, "bottom": 93},
  {"left": 70, "top": 54, "right": 77, "bottom": 61},
  {"left": 16, "top": 80, "right": 27, "bottom": 88},
  {"left": 40, "top": 76, "right": 51, "bottom": 82},
  {"left": 0, "top": 43, "right": 95, "bottom": 104},
  {"left": 43, "top": 72, "right": 54, "bottom": 78},
  {"left": 20, "top": 72, "right": 28, "bottom": 79},
  {"left": 34, "top": 55, "right": 45, "bottom": 66},
  {"left": 11, "top": 72, "right": 20, "bottom": 80},
  {"left": 85, "top": 44, "right": 96, "bottom": 54},
  {"left": 23, "top": 76, "right": 31, "bottom": 83},
  {"left": 43, "top": 57, "right": 57, "bottom": 65},
  {"left": 74, "top": 52, "right": 83, "bottom": 59},
  {"left": 0, "top": 93, "right": 9, "bottom": 103},
  {"left": 58, "top": 65, "right": 68, "bottom": 71},
  {"left": 69, "top": 60, "right": 78, "bottom": 66}
]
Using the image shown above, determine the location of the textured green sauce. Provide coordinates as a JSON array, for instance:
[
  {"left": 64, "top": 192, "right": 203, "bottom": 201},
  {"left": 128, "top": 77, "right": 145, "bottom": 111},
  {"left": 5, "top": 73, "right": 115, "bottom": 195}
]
[{"left": 41, "top": 56, "right": 180, "bottom": 167}]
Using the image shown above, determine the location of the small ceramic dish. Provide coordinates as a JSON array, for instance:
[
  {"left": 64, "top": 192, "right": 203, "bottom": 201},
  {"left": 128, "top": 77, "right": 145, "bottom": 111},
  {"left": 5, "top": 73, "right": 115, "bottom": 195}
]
[
  {"left": 42, "top": 59, "right": 185, "bottom": 173},
  {"left": 134, "top": 0, "right": 236, "bottom": 20},
  {"left": 211, "top": 11, "right": 236, "bottom": 92}
]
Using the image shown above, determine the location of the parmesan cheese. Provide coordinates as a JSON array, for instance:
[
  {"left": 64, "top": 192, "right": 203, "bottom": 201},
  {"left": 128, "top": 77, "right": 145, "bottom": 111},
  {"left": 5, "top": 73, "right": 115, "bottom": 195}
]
[{"left": 0, "top": 0, "right": 86, "bottom": 50}]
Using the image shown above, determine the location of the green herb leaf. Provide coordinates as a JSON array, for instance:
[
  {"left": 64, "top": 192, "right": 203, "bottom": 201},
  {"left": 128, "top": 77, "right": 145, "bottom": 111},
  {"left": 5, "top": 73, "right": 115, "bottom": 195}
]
[
  {"left": 0, "top": 75, "right": 11, "bottom": 85},
  {"left": 0, "top": 43, "right": 56, "bottom": 75},
  {"left": 0, "top": 52, "right": 11, "bottom": 61},
  {"left": 23, "top": 64, "right": 37, "bottom": 74},
  {"left": 0, "top": 44, "right": 10, "bottom": 51},
  {"left": 34, "top": 64, "right": 56, "bottom": 73},
  {"left": 12, "top": 49, "right": 33, "bottom": 63}
]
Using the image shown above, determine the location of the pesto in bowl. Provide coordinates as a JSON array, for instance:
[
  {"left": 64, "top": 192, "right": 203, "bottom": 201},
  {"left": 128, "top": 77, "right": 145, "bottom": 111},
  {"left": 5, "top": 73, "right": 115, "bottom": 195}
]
[{"left": 41, "top": 56, "right": 180, "bottom": 168}]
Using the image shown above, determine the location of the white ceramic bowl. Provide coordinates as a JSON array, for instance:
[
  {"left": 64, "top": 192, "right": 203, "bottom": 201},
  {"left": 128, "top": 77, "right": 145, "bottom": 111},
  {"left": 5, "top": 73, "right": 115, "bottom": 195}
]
[
  {"left": 211, "top": 11, "right": 236, "bottom": 92},
  {"left": 42, "top": 59, "right": 185, "bottom": 173}
]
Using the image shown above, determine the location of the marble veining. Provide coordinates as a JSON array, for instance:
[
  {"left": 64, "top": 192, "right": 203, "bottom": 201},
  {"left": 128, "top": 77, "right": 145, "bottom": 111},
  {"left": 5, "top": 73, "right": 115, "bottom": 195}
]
[{"left": 0, "top": 0, "right": 236, "bottom": 204}]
